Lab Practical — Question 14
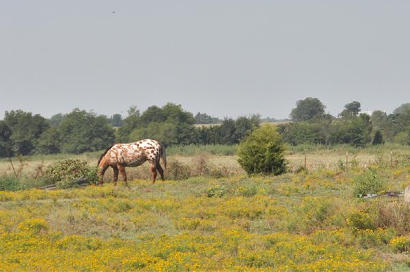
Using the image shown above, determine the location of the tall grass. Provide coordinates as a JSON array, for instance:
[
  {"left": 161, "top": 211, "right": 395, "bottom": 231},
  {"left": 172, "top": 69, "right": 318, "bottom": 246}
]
[{"left": 166, "top": 144, "right": 237, "bottom": 156}]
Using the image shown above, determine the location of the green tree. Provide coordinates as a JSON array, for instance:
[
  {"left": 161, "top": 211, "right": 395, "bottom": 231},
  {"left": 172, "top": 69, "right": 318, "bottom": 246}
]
[
  {"left": 278, "top": 122, "right": 327, "bottom": 145},
  {"left": 290, "top": 97, "right": 325, "bottom": 122},
  {"left": 372, "top": 130, "right": 384, "bottom": 145},
  {"left": 4, "top": 110, "right": 49, "bottom": 155},
  {"left": 237, "top": 125, "right": 287, "bottom": 175},
  {"left": 129, "top": 122, "right": 179, "bottom": 146},
  {"left": 393, "top": 103, "right": 410, "bottom": 114},
  {"left": 116, "top": 106, "right": 141, "bottom": 142},
  {"left": 329, "top": 113, "right": 372, "bottom": 147},
  {"left": 111, "top": 114, "right": 123, "bottom": 127},
  {"left": 59, "top": 109, "right": 115, "bottom": 153},
  {"left": 233, "top": 115, "right": 260, "bottom": 143},
  {"left": 340, "top": 101, "right": 361, "bottom": 118},
  {"left": 140, "top": 106, "right": 166, "bottom": 125},
  {"left": 35, "top": 127, "right": 61, "bottom": 154},
  {"left": 195, "top": 112, "right": 220, "bottom": 124},
  {"left": 162, "top": 103, "right": 195, "bottom": 124},
  {"left": 49, "top": 113, "right": 64, "bottom": 127},
  {"left": 371, "top": 111, "right": 388, "bottom": 137},
  {"left": 0, "top": 121, "right": 13, "bottom": 157}
]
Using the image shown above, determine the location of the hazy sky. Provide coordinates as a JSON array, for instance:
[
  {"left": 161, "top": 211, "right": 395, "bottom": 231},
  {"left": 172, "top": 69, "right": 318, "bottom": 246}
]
[{"left": 1, "top": 1, "right": 409, "bottom": 119}]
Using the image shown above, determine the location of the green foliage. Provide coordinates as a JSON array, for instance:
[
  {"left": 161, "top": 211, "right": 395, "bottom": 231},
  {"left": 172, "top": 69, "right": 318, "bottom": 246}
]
[
  {"left": 339, "top": 101, "right": 361, "bottom": 118},
  {"left": 278, "top": 122, "right": 328, "bottom": 145},
  {"left": 207, "top": 185, "right": 226, "bottom": 198},
  {"left": 372, "top": 130, "right": 384, "bottom": 145},
  {"left": 4, "top": 110, "right": 50, "bottom": 155},
  {"left": 371, "top": 111, "right": 388, "bottom": 134},
  {"left": 130, "top": 122, "right": 179, "bottom": 146},
  {"left": 196, "top": 116, "right": 259, "bottom": 145},
  {"left": 35, "top": 127, "right": 61, "bottom": 154},
  {"left": 353, "top": 168, "right": 386, "bottom": 197},
  {"left": 393, "top": 103, "right": 410, "bottom": 114},
  {"left": 110, "top": 114, "right": 123, "bottom": 127},
  {"left": 58, "top": 109, "right": 114, "bottom": 154},
  {"left": 49, "top": 113, "right": 64, "bottom": 127},
  {"left": 140, "top": 105, "right": 166, "bottom": 125},
  {"left": 237, "top": 183, "right": 258, "bottom": 197},
  {"left": 45, "top": 159, "right": 97, "bottom": 188},
  {"left": 348, "top": 212, "right": 375, "bottom": 231},
  {"left": 194, "top": 112, "right": 220, "bottom": 124},
  {"left": 0, "top": 121, "right": 13, "bottom": 157},
  {"left": 290, "top": 97, "right": 325, "bottom": 122},
  {"left": 328, "top": 114, "right": 372, "bottom": 147},
  {"left": 116, "top": 106, "right": 141, "bottom": 142},
  {"left": 0, "top": 176, "right": 20, "bottom": 191},
  {"left": 237, "top": 125, "right": 287, "bottom": 175}
]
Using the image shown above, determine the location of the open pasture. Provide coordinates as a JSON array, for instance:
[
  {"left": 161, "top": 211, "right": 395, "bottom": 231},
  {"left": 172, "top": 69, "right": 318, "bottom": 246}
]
[
  {"left": 0, "top": 145, "right": 409, "bottom": 271},
  {"left": 1, "top": 144, "right": 408, "bottom": 183}
]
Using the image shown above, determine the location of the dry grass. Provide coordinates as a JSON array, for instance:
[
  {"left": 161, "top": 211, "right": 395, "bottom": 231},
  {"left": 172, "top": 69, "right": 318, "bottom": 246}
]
[{"left": 1, "top": 145, "right": 409, "bottom": 184}]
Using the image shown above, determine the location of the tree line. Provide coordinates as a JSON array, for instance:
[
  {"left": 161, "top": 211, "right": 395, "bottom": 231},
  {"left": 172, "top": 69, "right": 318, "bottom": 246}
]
[
  {"left": 0, "top": 99, "right": 409, "bottom": 157},
  {"left": 0, "top": 103, "right": 258, "bottom": 157},
  {"left": 278, "top": 98, "right": 410, "bottom": 147}
]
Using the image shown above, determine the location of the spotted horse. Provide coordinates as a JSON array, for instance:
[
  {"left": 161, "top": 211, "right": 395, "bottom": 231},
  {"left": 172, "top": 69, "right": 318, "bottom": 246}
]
[{"left": 97, "top": 139, "right": 167, "bottom": 186}]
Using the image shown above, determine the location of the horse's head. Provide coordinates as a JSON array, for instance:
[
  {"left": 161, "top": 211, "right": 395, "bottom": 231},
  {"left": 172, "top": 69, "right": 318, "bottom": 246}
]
[{"left": 96, "top": 145, "right": 114, "bottom": 185}]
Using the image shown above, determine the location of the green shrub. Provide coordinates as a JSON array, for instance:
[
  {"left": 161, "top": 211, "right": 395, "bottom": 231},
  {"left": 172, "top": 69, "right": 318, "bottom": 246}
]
[
  {"left": 237, "top": 125, "right": 287, "bottom": 175},
  {"left": 0, "top": 176, "right": 20, "bottom": 191},
  {"left": 207, "top": 185, "right": 226, "bottom": 198},
  {"left": 353, "top": 168, "right": 386, "bottom": 197},
  {"left": 45, "top": 159, "right": 97, "bottom": 188},
  {"left": 390, "top": 236, "right": 410, "bottom": 253},
  {"left": 348, "top": 212, "right": 376, "bottom": 231}
]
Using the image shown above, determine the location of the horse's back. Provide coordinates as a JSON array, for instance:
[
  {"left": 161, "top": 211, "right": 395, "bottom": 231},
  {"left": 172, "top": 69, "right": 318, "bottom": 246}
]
[{"left": 113, "top": 139, "right": 161, "bottom": 166}]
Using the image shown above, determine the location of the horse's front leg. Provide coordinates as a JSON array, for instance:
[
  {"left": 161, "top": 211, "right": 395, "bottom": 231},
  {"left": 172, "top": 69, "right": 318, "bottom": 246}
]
[
  {"left": 118, "top": 164, "right": 130, "bottom": 188},
  {"left": 113, "top": 166, "right": 119, "bottom": 186},
  {"left": 98, "top": 165, "right": 109, "bottom": 185}
]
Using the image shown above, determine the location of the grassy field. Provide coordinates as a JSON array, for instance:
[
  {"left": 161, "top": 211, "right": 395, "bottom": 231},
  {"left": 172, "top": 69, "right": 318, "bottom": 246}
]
[
  {"left": 0, "top": 144, "right": 409, "bottom": 271},
  {"left": 0, "top": 144, "right": 408, "bottom": 184}
]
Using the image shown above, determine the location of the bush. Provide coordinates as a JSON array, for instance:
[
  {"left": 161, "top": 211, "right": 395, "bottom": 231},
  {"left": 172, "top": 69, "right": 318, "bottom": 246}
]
[
  {"left": 390, "top": 236, "right": 410, "bottom": 253},
  {"left": 166, "top": 160, "right": 191, "bottom": 180},
  {"left": 347, "top": 212, "right": 375, "bottom": 231},
  {"left": 207, "top": 185, "right": 226, "bottom": 198},
  {"left": 376, "top": 202, "right": 410, "bottom": 235},
  {"left": 237, "top": 125, "right": 287, "bottom": 175},
  {"left": 353, "top": 168, "right": 386, "bottom": 197},
  {"left": 45, "top": 159, "right": 97, "bottom": 188},
  {"left": 0, "top": 176, "right": 20, "bottom": 191}
]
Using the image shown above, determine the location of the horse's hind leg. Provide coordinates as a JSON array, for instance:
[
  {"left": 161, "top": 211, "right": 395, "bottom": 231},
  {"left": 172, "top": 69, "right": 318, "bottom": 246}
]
[
  {"left": 156, "top": 161, "right": 164, "bottom": 181},
  {"left": 118, "top": 164, "right": 130, "bottom": 188},
  {"left": 150, "top": 162, "right": 157, "bottom": 184}
]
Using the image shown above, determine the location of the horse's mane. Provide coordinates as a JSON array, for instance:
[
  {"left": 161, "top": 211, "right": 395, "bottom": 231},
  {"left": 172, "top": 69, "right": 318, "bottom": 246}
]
[{"left": 97, "top": 145, "right": 114, "bottom": 166}]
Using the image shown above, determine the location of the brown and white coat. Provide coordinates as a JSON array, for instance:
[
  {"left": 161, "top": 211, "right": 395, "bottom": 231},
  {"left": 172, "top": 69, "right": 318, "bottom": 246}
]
[{"left": 97, "top": 139, "right": 166, "bottom": 185}]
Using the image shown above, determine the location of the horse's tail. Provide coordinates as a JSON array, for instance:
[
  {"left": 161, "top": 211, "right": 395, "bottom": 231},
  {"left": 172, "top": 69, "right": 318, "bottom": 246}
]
[{"left": 160, "top": 144, "right": 167, "bottom": 169}]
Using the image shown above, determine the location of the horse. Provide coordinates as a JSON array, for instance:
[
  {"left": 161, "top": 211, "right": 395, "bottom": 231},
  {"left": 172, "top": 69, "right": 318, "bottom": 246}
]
[{"left": 97, "top": 139, "right": 167, "bottom": 186}]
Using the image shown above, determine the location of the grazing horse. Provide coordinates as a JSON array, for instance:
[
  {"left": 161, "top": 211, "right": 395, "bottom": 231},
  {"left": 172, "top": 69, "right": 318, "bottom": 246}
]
[{"left": 97, "top": 139, "right": 166, "bottom": 186}]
